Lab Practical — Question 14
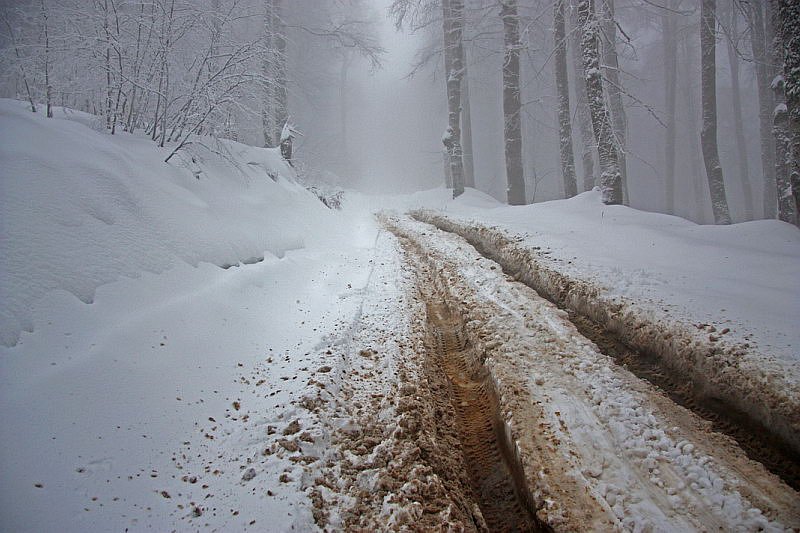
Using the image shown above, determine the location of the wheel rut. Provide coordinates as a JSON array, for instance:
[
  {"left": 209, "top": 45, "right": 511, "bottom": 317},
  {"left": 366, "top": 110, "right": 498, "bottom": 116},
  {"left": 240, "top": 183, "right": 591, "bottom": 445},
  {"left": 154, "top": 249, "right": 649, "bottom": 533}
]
[
  {"left": 414, "top": 212, "right": 800, "bottom": 493},
  {"left": 426, "top": 302, "right": 544, "bottom": 532}
]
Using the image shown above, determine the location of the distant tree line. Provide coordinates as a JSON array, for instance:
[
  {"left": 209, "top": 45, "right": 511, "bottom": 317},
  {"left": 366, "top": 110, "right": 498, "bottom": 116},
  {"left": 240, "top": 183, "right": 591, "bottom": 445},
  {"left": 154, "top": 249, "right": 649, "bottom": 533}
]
[{"left": 392, "top": 0, "right": 800, "bottom": 226}]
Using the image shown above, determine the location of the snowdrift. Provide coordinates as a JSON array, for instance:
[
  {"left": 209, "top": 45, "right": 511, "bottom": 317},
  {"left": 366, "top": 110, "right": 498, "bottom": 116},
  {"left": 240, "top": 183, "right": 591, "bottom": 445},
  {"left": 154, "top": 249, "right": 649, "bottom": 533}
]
[{"left": 0, "top": 98, "right": 334, "bottom": 346}]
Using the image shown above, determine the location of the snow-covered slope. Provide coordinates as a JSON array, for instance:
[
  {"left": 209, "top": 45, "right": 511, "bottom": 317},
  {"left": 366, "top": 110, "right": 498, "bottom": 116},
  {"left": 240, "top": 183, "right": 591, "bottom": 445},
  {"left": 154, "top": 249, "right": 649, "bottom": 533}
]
[
  {"left": 0, "top": 99, "right": 380, "bottom": 531},
  {"left": 0, "top": 98, "right": 331, "bottom": 347}
]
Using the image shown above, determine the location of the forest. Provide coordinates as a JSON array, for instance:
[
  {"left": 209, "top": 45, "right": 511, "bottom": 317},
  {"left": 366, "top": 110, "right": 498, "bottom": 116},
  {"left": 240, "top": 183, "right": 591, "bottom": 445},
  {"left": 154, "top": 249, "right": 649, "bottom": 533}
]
[{"left": 1, "top": 0, "right": 798, "bottom": 224}]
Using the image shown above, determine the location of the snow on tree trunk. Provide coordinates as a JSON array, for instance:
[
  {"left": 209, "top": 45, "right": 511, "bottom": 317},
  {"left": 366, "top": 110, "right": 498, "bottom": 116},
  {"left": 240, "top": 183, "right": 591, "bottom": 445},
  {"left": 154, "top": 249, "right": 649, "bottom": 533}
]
[
  {"left": 40, "top": 0, "right": 52, "bottom": 119},
  {"left": 748, "top": 1, "right": 777, "bottom": 219},
  {"left": 577, "top": 0, "right": 622, "bottom": 205},
  {"left": 262, "top": 0, "right": 287, "bottom": 149},
  {"left": 569, "top": 2, "right": 596, "bottom": 192},
  {"left": 600, "top": 0, "right": 627, "bottom": 204},
  {"left": 662, "top": 1, "right": 677, "bottom": 214},
  {"left": 700, "top": 0, "right": 731, "bottom": 225},
  {"left": 725, "top": 8, "right": 754, "bottom": 220},
  {"left": 461, "top": 48, "right": 476, "bottom": 190},
  {"left": 774, "top": 0, "right": 800, "bottom": 225},
  {"left": 554, "top": 0, "right": 577, "bottom": 198},
  {"left": 441, "top": 0, "right": 465, "bottom": 198},
  {"left": 501, "top": 0, "right": 525, "bottom": 205}
]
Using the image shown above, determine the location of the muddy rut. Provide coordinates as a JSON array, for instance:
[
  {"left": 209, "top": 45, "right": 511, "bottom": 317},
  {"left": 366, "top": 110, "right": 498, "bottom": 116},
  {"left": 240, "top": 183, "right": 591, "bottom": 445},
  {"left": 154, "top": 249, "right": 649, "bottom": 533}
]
[
  {"left": 426, "top": 302, "right": 543, "bottom": 532},
  {"left": 413, "top": 212, "right": 800, "bottom": 493}
]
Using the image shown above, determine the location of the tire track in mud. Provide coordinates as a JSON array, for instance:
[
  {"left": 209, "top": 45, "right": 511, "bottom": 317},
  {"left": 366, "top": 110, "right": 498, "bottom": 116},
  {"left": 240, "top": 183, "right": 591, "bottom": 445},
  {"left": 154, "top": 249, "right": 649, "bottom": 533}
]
[
  {"left": 426, "top": 302, "right": 543, "bottom": 532},
  {"left": 414, "top": 212, "right": 800, "bottom": 493},
  {"left": 388, "top": 219, "right": 548, "bottom": 532}
]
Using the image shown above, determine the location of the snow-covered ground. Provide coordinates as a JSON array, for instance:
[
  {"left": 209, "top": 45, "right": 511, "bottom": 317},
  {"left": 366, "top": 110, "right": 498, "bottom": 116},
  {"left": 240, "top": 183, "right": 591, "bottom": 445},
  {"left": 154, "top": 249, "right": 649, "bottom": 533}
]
[
  {"left": 2, "top": 98, "right": 798, "bottom": 531},
  {"left": 0, "top": 99, "right": 383, "bottom": 531}
]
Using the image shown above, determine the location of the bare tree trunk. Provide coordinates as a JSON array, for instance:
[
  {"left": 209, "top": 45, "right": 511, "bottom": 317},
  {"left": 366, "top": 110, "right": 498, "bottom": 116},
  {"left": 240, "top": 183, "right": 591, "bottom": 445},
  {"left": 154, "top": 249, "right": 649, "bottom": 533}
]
[
  {"left": 442, "top": 0, "right": 465, "bottom": 198},
  {"left": 679, "top": 31, "right": 708, "bottom": 223},
  {"left": 771, "top": 1, "right": 798, "bottom": 224},
  {"left": 272, "top": 0, "right": 287, "bottom": 146},
  {"left": 600, "top": 0, "right": 627, "bottom": 203},
  {"left": 577, "top": 0, "right": 622, "bottom": 205},
  {"left": 104, "top": 0, "right": 113, "bottom": 130},
  {"left": 700, "top": 0, "right": 731, "bottom": 224},
  {"left": 340, "top": 50, "right": 352, "bottom": 175},
  {"left": 501, "top": 0, "right": 525, "bottom": 205},
  {"left": 461, "top": 55, "right": 476, "bottom": 189},
  {"left": 662, "top": 1, "right": 677, "bottom": 214},
  {"left": 554, "top": 0, "right": 577, "bottom": 198},
  {"left": 263, "top": 0, "right": 287, "bottom": 148},
  {"left": 569, "top": 2, "right": 596, "bottom": 191},
  {"left": 747, "top": 1, "right": 777, "bottom": 219},
  {"left": 40, "top": 0, "right": 52, "bottom": 118},
  {"left": 2, "top": 17, "right": 36, "bottom": 113},
  {"left": 773, "top": 0, "right": 800, "bottom": 224},
  {"left": 724, "top": 8, "right": 754, "bottom": 220},
  {"left": 443, "top": 149, "right": 453, "bottom": 188}
]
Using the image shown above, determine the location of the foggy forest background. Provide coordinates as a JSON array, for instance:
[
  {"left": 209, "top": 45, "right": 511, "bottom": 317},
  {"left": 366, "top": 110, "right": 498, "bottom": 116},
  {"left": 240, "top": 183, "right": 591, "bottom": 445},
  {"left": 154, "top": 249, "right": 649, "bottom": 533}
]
[{"left": 1, "top": 0, "right": 798, "bottom": 226}]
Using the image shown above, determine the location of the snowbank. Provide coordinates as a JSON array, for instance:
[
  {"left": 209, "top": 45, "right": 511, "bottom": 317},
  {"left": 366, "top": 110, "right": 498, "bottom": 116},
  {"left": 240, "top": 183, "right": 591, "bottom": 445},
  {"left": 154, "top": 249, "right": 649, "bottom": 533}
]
[
  {"left": 0, "top": 99, "right": 382, "bottom": 531},
  {"left": 0, "top": 98, "right": 332, "bottom": 346}
]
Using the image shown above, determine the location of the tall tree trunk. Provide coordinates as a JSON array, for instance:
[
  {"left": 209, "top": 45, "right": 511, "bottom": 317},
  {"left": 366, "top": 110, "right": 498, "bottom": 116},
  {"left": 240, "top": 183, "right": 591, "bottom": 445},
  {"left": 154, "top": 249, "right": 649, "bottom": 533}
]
[
  {"left": 748, "top": 1, "right": 777, "bottom": 219},
  {"left": 600, "top": 0, "right": 628, "bottom": 203},
  {"left": 4, "top": 17, "right": 37, "bottom": 113},
  {"left": 569, "top": 2, "right": 596, "bottom": 191},
  {"left": 442, "top": 0, "right": 465, "bottom": 198},
  {"left": 40, "top": 0, "right": 52, "bottom": 118},
  {"left": 554, "top": 0, "right": 577, "bottom": 198},
  {"left": 500, "top": 0, "right": 525, "bottom": 205},
  {"left": 577, "top": 0, "right": 622, "bottom": 205},
  {"left": 340, "top": 51, "right": 352, "bottom": 176},
  {"left": 680, "top": 33, "right": 708, "bottom": 223},
  {"left": 771, "top": 1, "right": 798, "bottom": 224},
  {"left": 725, "top": 8, "right": 754, "bottom": 220},
  {"left": 773, "top": 0, "right": 800, "bottom": 224},
  {"left": 461, "top": 56, "right": 476, "bottom": 189},
  {"left": 700, "top": 0, "right": 731, "bottom": 224},
  {"left": 662, "top": 1, "right": 677, "bottom": 214},
  {"left": 263, "top": 0, "right": 287, "bottom": 148}
]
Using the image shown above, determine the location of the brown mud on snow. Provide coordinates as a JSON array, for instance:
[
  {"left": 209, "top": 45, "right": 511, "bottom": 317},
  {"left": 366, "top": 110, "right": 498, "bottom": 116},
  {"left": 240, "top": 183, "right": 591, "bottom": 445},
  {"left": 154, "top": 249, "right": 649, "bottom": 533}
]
[{"left": 412, "top": 209, "right": 800, "bottom": 491}]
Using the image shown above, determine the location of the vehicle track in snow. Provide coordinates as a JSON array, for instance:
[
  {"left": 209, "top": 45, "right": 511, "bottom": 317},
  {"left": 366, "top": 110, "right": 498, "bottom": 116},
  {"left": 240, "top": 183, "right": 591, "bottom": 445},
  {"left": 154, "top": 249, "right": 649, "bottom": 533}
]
[
  {"left": 569, "top": 311, "right": 800, "bottom": 492},
  {"left": 413, "top": 211, "right": 800, "bottom": 494},
  {"left": 426, "top": 301, "right": 543, "bottom": 532}
]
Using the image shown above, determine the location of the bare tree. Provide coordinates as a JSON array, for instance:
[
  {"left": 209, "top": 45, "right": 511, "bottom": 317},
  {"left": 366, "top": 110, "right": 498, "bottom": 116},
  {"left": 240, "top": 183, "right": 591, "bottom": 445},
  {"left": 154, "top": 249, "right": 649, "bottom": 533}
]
[
  {"left": 772, "top": 0, "right": 800, "bottom": 224},
  {"left": 501, "top": 0, "right": 525, "bottom": 205},
  {"left": 262, "top": 0, "right": 286, "bottom": 148},
  {"left": 599, "top": 0, "right": 627, "bottom": 203},
  {"left": 723, "top": 4, "right": 754, "bottom": 220},
  {"left": 700, "top": 0, "right": 730, "bottom": 224},
  {"left": 442, "top": 0, "right": 466, "bottom": 198},
  {"left": 662, "top": 0, "right": 677, "bottom": 214},
  {"left": 461, "top": 42, "right": 475, "bottom": 189},
  {"left": 569, "top": 1, "right": 596, "bottom": 192},
  {"left": 577, "top": 0, "right": 622, "bottom": 205},
  {"left": 746, "top": 0, "right": 777, "bottom": 219},
  {"left": 554, "top": 0, "right": 577, "bottom": 198}
]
